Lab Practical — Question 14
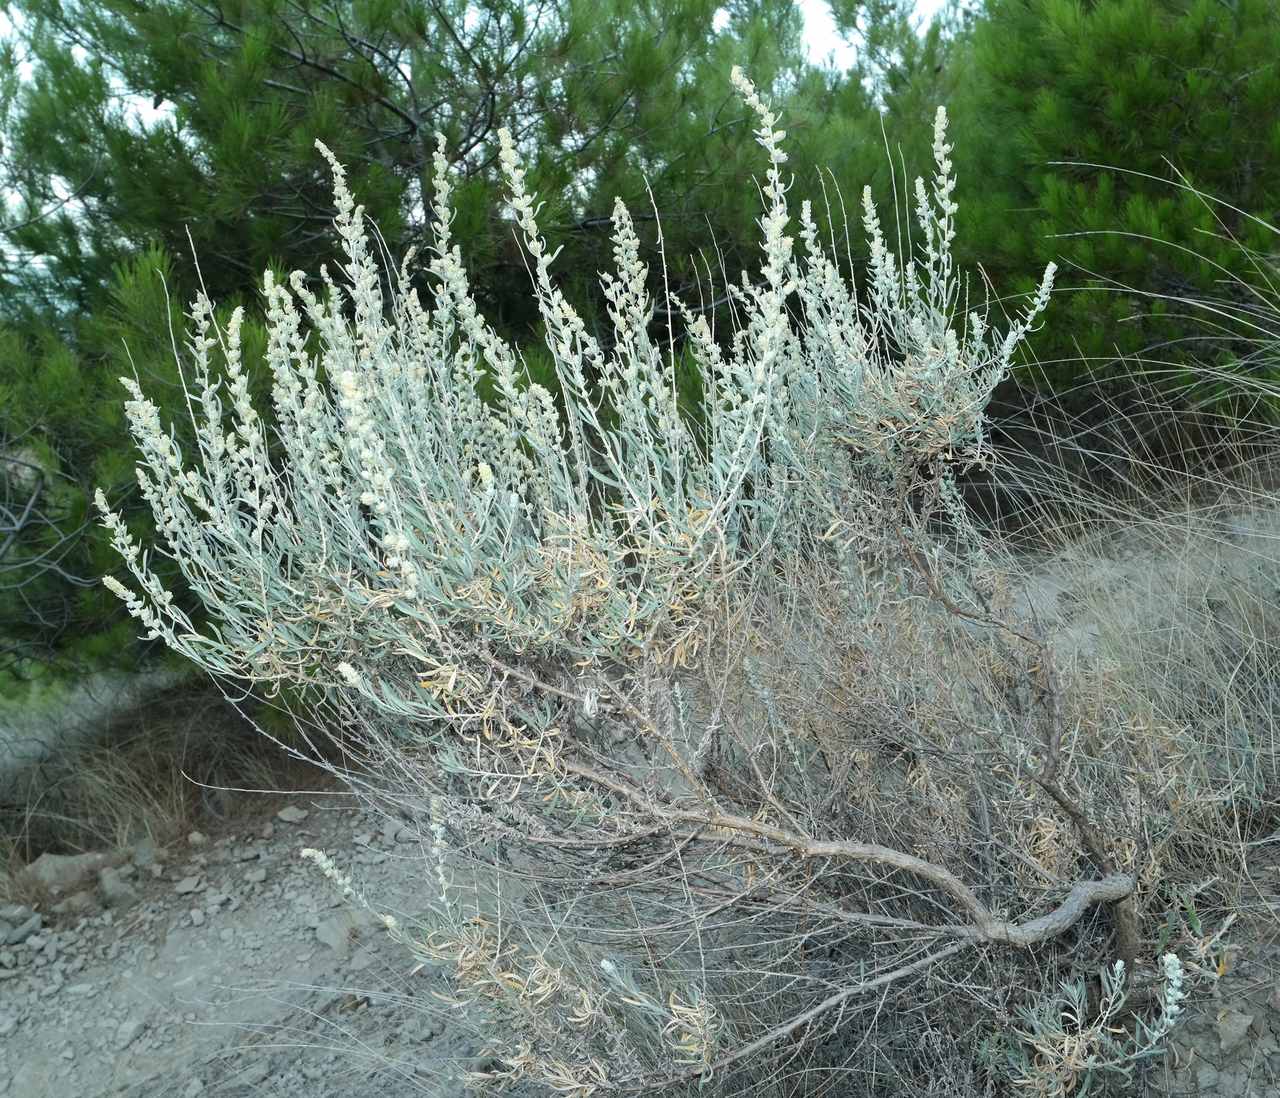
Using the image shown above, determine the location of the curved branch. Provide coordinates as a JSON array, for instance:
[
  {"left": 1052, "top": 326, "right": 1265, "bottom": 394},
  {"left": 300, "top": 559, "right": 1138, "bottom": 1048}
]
[
  {"left": 560, "top": 757, "right": 1135, "bottom": 949},
  {"left": 0, "top": 159, "right": 100, "bottom": 236}
]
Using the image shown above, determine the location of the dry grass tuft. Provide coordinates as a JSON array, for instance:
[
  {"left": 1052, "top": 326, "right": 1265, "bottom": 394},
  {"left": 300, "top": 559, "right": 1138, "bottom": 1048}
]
[{"left": 0, "top": 680, "right": 329, "bottom": 890}]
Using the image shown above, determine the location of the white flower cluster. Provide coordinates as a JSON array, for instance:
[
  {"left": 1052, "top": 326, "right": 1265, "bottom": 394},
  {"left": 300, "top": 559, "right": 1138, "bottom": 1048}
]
[
  {"left": 1159, "top": 951, "right": 1186, "bottom": 1027},
  {"left": 300, "top": 847, "right": 399, "bottom": 934},
  {"left": 1004, "top": 951, "right": 1193, "bottom": 1096},
  {"left": 427, "top": 794, "right": 453, "bottom": 910}
]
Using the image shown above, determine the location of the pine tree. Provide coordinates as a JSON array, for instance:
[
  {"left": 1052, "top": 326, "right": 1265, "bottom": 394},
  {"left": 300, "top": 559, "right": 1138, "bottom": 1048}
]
[
  {"left": 950, "top": 0, "right": 1280, "bottom": 396},
  {"left": 0, "top": 0, "right": 822, "bottom": 328}
]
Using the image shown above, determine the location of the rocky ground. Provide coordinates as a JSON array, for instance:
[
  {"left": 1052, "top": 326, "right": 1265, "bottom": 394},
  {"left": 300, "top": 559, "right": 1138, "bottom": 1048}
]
[
  {"left": 0, "top": 791, "right": 488, "bottom": 1098},
  {"left": 4, "top": 790, "right": 1278, "bottom": 1098},
  {"left": 1157, "top": 931, "right": 1280, "bottom": 1097}
]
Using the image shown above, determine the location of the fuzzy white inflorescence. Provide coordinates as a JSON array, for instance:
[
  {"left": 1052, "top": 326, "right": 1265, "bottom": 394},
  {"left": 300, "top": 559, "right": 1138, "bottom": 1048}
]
[{"left": 95, "top": 69, "right": 1054, "bottom": 715}]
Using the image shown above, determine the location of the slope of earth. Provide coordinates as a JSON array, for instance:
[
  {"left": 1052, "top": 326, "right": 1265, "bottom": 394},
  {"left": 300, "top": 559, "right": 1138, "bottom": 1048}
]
[{"left": 1004, "top": 500, "right": 1280, "bottom": 1097}]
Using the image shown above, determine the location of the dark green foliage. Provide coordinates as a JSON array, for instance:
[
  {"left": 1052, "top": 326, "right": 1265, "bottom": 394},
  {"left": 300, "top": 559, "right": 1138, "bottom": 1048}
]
[
  {"left": 0, "top": 0, "right": 823, "bottom": 329},
  {"left": 949, "top": 0, "right": 1280, "bottom": 396}
]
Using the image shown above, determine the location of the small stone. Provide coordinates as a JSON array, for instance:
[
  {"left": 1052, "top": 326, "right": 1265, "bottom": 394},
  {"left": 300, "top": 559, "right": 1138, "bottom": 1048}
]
[
  {"left": 98, "top": 867, "right": 140, "bottom": 909},
  {"left": 0, "top": 904, "right": 31, "bottom": 923},
  {"left": 67, "top": 983, "right": 94, "bottom": 996},
  {"left": 173, "top": 876, "right": 202, "bottom": 895},
  {"left": 244, "top": 867, "right": 267, "bottom": 885},
  {"left": 130, "top": 838, "right": 159, "bottom": 868},
  {"left": 0, "top": 1015, "right": 14, "bottom": 1037},
  {"left": 260, "top": 823, "right": 275, "bottom": 840},
  {"left": 52, "top": 891, "right": 96, "bottom": 916},
  {"left": 182, "top": 1080, "right": 205, "bottom": 1098},
  {"left": 315, "top": 914, "right": 356, "bottom": 957},
  {"left": 5, "top": 914, "right": 41, "bottom": 946},
  {"left": 23, "top": 851, "right": 109, "bottom": 895},
  {"left": 348, "top": 946, "right": 376, "bottom": 972},
  {"left": 1217, "top": 1008, "right": 1254, "bottom": 1053},
  {"left": 187, "top": 831, "right": 207, "bottom": 847},
  {"left": 116, "top": 1017, "right": 145, "bottom": 1049},
  {"left": 189, "top": 909, "right": 205, "bottom": 927},
  {"left": 276, "top": 806, "right": 308, "bottom": 824}
]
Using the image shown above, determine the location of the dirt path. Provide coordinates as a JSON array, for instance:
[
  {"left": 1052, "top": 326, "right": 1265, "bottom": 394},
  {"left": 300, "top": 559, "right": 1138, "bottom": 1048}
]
[{"left": 0, "top": 792, "right": 483, "bottom": 1098}]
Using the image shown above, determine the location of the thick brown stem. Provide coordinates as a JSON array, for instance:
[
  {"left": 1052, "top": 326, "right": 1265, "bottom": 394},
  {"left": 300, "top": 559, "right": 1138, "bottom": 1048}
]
[{"left": 560, "top": 757, "right": 1135, "bottom": 951}]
